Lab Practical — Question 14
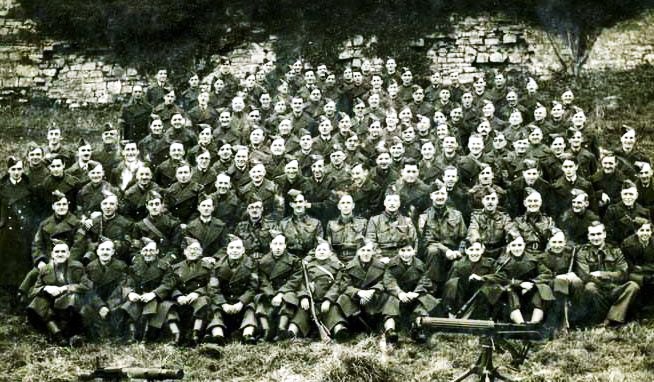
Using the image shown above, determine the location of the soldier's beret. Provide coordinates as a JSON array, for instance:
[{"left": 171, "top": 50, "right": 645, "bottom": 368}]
[
  {"left": 25, "top": 141, "right": 41, "bottom": 154},
  {"left": 141, "top": 237, "right": 157, "bottom": 248},
  {"left": 102, "top": 122, "right": 116, "bottom": 133},
  {"left": 98, "top": 236, "right": 114, "bottom": 246},
  {"left": 621, "top": 124, "right": 636, "bottom": 136},
  {"left": 521, "top": 159, "right": 539, "bottom": 171},
  {"left": 287, "top": 189, "right": 303, "bottom": 199},
  {"left": 245, "top": 193, "right": 263, "bottom": 205},
  {"left": 51, "top": 238, "right": 68, "bottom": 248},
  {"left": 101, "top": 189, "right": 118, "bottom": 201},
  {"left": 400, "top": 67, "right": 411, "bottom": 75},
  {"left": 77, "top": 138, "right": 92, "bottom": 148},
  {"left": 6, "top": 155, "right": 19, "bottom": 169},
  {"left": 88, "top": 160, "right": 103, "bottom": 172},
  {"left": 227, "top": 234, "right": 242, "bottom": 244}
]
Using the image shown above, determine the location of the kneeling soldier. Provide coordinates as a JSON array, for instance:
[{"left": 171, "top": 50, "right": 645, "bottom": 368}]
[{"left": 382, "top": 242, "right": 439, "bottom": 344}]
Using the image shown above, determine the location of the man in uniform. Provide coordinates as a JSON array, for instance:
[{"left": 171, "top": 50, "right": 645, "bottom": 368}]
[
  {"left": 604, "top": 180, "right": 650, "bottom": 244},
  {"left": 366, "top": 192, "right": 417, "bottom": 259},
  {"left": 120, "top": 85, "right": 153, "bottom": 142},
  {"left": 326, "top": 194, "right": 368, "bottom": 262},
  {"left": 466, "top": 187, "right": 520, "bottom": 258},
  {"left": 122, "top": 166, "right": 161, "bottom": 221},
  {"left": 132, "top": 191, "right": 182, "bottom": 261},
  {"left": 185, "top": 194, "right": 229, "bottom": 258},
  {"left": 279, "top": 190, "right": 323, "bottom": 258}
]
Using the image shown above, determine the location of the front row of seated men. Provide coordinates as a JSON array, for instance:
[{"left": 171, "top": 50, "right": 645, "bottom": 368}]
[{"left": 24, "top": 215, "right": 644, "bottom": 347}]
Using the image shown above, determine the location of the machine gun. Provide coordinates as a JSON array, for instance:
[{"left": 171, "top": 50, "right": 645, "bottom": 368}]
[
  {"left": 78, "top": 359, "right": 184, "bottom": 382},
  {"left": 418, "top": 317, "right": 545, "bottom": 382}
]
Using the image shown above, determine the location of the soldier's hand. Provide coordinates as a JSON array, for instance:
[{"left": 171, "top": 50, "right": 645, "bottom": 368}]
[
  {"left": 590, "top": 271, "right": 604, "bottom": 279},
  {"left": 201, "top": 257, "right": 216, "bottom": 266},
  {"left": 407, "top": 292, "right": 419, "bottom": 300},
  {"left": 301, "top": 298, "right": 310, "bottom": 310},
  {"left": 180, "top": 224, "right": 187, "bottom": 231},
  {"left": 380, "top": 257, "right": 390, "bottom": 264},
  {"left": 82, "top": 218, "right": 94, "bottom": 230},
  {"left": 177, "top": 296, "right": 188, "bottom": 305},
  {"left": 141, "top": 292, "right": 156, "bottom": 303},
  {"left": 99, "top": 306, "right": 110, "bottom": 319},
  {"left": 272, "top": 294, "right": 283, "bottom": 307},
  {"left": 600, "top": 193, "right": 610, "bottom": 206},
  {"left": 221, "top": 303, "right": 233, "bottom": 314},
  {"left": 446, "top": 250, "right": 462, "bottom": 261},
  {"left": 128, "top": 292, "right": 141, "bottom": 302},
  {"left": 520, "top": 281, "right": 534, "bottom": 292},
  {"left": 44, "top": 285, "right": 60, "bottom": 296},
  {"left": 469, "top": 274, "right": 483, "bottom": 282},
  {"left": 37, "top": 261, "right": 47, "bottom": 271},
  {"left": 233, "top": 301, "right": 244, "bottom": 313},
  {"left": 187, "top": 292, "right": 199, "bottom": 303},
  {"left": 398, "top": 292, "right": 410, "bottom": 303},
  {"left": 320, "top": 300, "right": 331, "bottom": 313}
]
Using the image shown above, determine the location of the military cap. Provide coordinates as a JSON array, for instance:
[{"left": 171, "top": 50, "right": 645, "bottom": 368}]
[
  {"left": 51, "top": 189, "right": 67, "bottom": 203},
  {"left": 634, "top": 217, "right": 651, "bottom": 227},
  {"left": 145, "top": 190, "right": 163, "bottom": 202},
  {"left": 622, "top": 179, "right": 638, "bottom": 190},
  {"left": 102, "top": 122, "right": 116, "bottom": 133},
  {"left": 6, "top": 155, "right": 20, "bottom": 169},
  {"left": 183, "top": 236, "right": 201, "bottom": 249}
]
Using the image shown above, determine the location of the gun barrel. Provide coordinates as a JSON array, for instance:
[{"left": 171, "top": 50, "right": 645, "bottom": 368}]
[
  {"left": 417, "top": 317, "right": 544, "bottom": 341},
  {"left": 78, "top": 367, "right": 184, "bottom": 381}
]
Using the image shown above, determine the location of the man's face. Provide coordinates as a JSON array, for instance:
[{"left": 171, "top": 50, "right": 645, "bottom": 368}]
[
  {"left": 524, "top": 193, "right": 542, "bottom": 213},
  {"left": 291, "top": 194, "right": 307, "bottom": 215},
  {"left": 492, "top": 134, "right": 507, "bottom": 150},
  {"left": 284, "top": 162, "right": 299, "bottom": 179},
  {"left": 199, "top": 129, "right": 212, "bottom": 145},
  {"left": 528, "top": 129, "right": 543, "bottom": 144},
  {"left": 508, "top": 111, "right": 522, "bottom": 126},
  {"left": 450, "top": 108, "right": 463, "bottom": 122},
  {"left": 398, "top": 246, "right": 415, "bottom": 263},
  {"left": 78, "top": 145, "right": 92, "bottom": 161},
  {"left": 141, "top": 243, "right": 159, "bottom": 262},
  {"left": 386, "top": 59, "right": 396, "bottom": 72},
  {"left": 443, "top": 137, "right": 458, "bottom": 154},
  {"left": 439, "top": 89, "right": 451, "bottom": 102},
  {"left": 587, "top": 225, "right": 607, "bottom": 247},
  {"left": 318, "top": 119, "right": 333, "bottom": 136},
  {"left": 150, "top": 119, "right": 164, "bottom": 135},
  {"left": 291, "top": 98, "right": 304, "bottom": 114},
  {"left": 163, "top": 92, "right": 175, "bottom": 105},
  {"left": 218, "top": 145, "right": 233, "bottom": 160},
  {"left": 637, "top": 224, "right": 652, "bottom": 242},
  {"left": 101, "top": 197, "right": 118, "bottom": 217},
  {"left": 494, "top": 74, "right": 506, "bottom": 87},
  {"left": 412, "top": 89, "right": 424, "bottom": 103},
  {"left": 247, "top": 202, "right": 264, "bottom": 219},
  {"left": 421, "top": 143, "right": 435, "bottom": 160},
  {"left": 430, "top": 72, "right": 442, "bottom": 85},
  {"left": 146, "top": 198, "right": 162, "bottom": 216},
  {"left": 300, "top": 135, "right": 313, "bottom": 150},
  {"left": 232, "top": 97, "right": 245, "bottom": 112},
  {"left": 568, "top": 132, "right": 583, "bottom": 148},
  {"left": 278, "top": 119, "right": 292, "bottom": 136},
  {"left": 482, "top": 103, "right": 495, "bottom": 117},
  {"left": 169, "top": 144, "right": 185, "bottom": 160},
  {"left": 353, "top": 72, "right": 363, "bottom": 85},
  {"left": 357, "top": 245, "right": 375, "bottom": 263},
  {"left": 477, "top": 121, "right": 491, "bottom": 136},
  {"left": 384, "top": 195, "right": 401, "bottom": 212},
  {"left": 215, "top": 175, "right": 231, "bottom": 194},
  {"left": 137, "top": 168, "right": 152, "bottom": 185},
  {"left": 551, "top": 104, "right": 564, "bottom": 119},
  {"left": 53, "top": 198, "right": 69, "bottom": 216},
  {"left": 508, "top": 239, "right": 525, "bottom": 257},
  {"left": 571, "top": 112, "right": 586, "bottom": 127},
  {"left": 123, "top": 143, "right": 139, "bottom": 160},
  {"left": 639, "top": 165, "right": 653, "bottom": 182},
  {"left": 506, "top": 92, "right": 518, "bottom": 106},
  {"left": 198, "top": 199, "right": 215, "bottom": 217},
  {"left": 156, "top": 70, "right": 168, "bottom": 83},
  {"left": 132, "top": 86, "right": 144, "bottom": 100},
  {"left": 561, "top": 90, "right": 574, "bottom": 104},
  {"left": 248, "top": 110, "right": 261, "bottom": 124},
  {"left": 219, "top": 112, "right": 232, "bottom": 126},
  {"left": 371, "top": 76, "right": 383, "bottom": 89},
  {"left": 461, "top": 93, "right": 473, "bottom": 108},
  {"left": 548, "top": 233, "right": 566, "bottom": 253},
  {"left": 435, "top": 123, "right": 449, "bottom": 139},
  {"left": 270, "top": 236, "right": 286, "bottom": 256},
  {"left": 250, "top": 129, "right": 264, "bottom": 145},
  {"left": 171, "top": 114, "right": 186, "bottom": 129},
  {"left": 550, "top": 138, "right": 565, "bottom": 155},
  {"left": 473, "top": 79, "right": 486, "bottom": 93},
  {"left": 102, "top": 129, "right": 118, "bottom": 144},
  {"left": 330, "top": 151, "right": 346, "bottom": 165},
  {"left": 571, "top": 195, "right": 589, "bottom": 213},
  {"left": 513, "top": 139, "right": 529, "bottom": 154},
  {"left": 468, "top": 137, "right": 484, "bottom": 155},
  {"left": 8, "top": 161, "right": 23, "bottom": 181},
  {"left": 522, "top": 168, "right": 539, "bottom": 184},
  {"left": 315, "top": 243, "right": 332, "bottom": 260},
  {"left": 482, "top": 193, "right": 498, "bottom": 212},
  {"left": 621, "top": 130, "right": 636, "bottom": 150},
  {"left": 270, "top": 139, "right": 286, "bottom": 156},
  {"left": 431, "top": 188, "right": 448, "bottom": 206},
  {"left": 479, "top": 166, "right": 494, "bottom": 184},
  {"left": 28, "top": 149, "right": 43, "bottom": 166},
  {"left": 401, "top": 127, "right": 415, "bottom": 142},
  {"left": 234, "top": 151, "right": 248, "bottom": 167},
  {"left": 386, "top": 112, "right": 398, "bottom": 126},
  {"left": 401, "top": 165, "right": 419, "bottom": 183},
  {"left": 338, "top": 116, "right": 352, "bottom": 132},
  {"left": 387, "top": 83, "right": 399, "bottom": 96},
  {"left": 185, "top": 242, "right": 203, "bottom": 261},
  {"left": 49, "top": 159, "right": 65, "bottom": 177},
  {"left": 534, "top": 107, "right": 546, "bottom": 121},
  {"left": 443, "top": 169, "right": 458, "bottom": 186},
  {"left": 214, "top": 79, "right": 225, "bottom": 92},
  {"left": 466, "top": 243, "right": 484, "bottom": 262},
  {"left": 260, "top": 94, "right": 271, "bottom": 108},
  {"left": 338, "top": 196, "right": 354, "bottom": 215},
  {"left": 52, "top": 244, "right": 70, "bottom": 264},
  {"left": 311, "top": 161, "right": 325, "bottom": 177},
  {"left": 47, "top": 129, "right": 61, "bottom": 145},
  {"left": 601, "top": 156, "right": 616, "bottom": 174},
  {"left": 389, "top": 144, "right": 404, "bottom": 159},
  {"left": 621, "top": 186, "right": 638, "bottom": 207},
  {"left": 175, "top": 165, "right": 191, "bottom": 183},
  {"left": 97, "top": 241, "right": 115, "bottom": 263},
  {"left": 249, "top": 166, "right": 265, "bottom": 183},
  {"left": 309, "top": 88, "right": 321, "bottom": 102},
  {"left": 376, "top": 153, "right": 391, "bottom": 169},
  {"left": 561, "top": 160, "right": 577, "bottom": 178}
]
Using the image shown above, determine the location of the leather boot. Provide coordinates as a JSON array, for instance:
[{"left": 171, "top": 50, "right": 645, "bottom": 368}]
[
  {"left": 530, "top": 308, "right": 544, "bottom": 324},
  {"left": 46, "top": 321, "right": 66, "bottom": 346}
]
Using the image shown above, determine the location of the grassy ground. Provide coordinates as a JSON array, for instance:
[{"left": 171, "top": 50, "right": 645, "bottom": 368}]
[{"left": 2, "top": 306, "right": 654, "bottom": 382}]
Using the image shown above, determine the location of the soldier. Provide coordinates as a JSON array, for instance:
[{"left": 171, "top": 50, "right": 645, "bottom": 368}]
[
  {"left": 514, "top": 189, "right": 557, "bottom": 254},
  {"left": 303, "top": 158, "right": 338, "bottom": 224},
  {"left": 621, "top": 218, "right": 654, "bottom": 297},
  {"left": 75, "top": 161, "right": 119, "bottom": 217},
  {"left": 239, "top": 163, "right": 280, "bottom": 219},
  {"left": 119, "top": 238, "right": 174, "bottom": 342},
  {"left": 419, "top": 184, "right": 467, "bottom": 296},
  {"left": 84, "top": 239, "right": 128, "bottom": 339},
  {"left": 208, "top": 236, "right": 259, "bottom": 344},
  {"left": 138, "top": 118, "right": 170, "bottom": 167},
  {"left": 233, "top": 195, "right": 277, "bottom": 262},
  {"left": 254, "top": 234, "right": 302, "bottom": 341},
  {"left": 291, "top": 241, "right": 348, "bottom": 340},
  {"left": 185, "top": 194, "right": 228, "bottom": 258},
  {"left": 382, "top": 242, "right": 438, "bottom": 344},
  {"left": 43, "top": 125, "right": 74, "bottom": 166},
  {"left": 279, "top": 190, "right": 323, "bottom": 258},
  {"left": 155, "top": 141, "right": 187, "bottom": 188},
  {"left": 72, "top": 191, "right": 133, "bottom": 264},
  {"left": 550, "top": 154, "right": 596, "bottom": 217},
  {"left": 120, "top": 85, "right": 153, "bottom": 142},
  {"left": 65, "top": 139, "right": 94, "bottom": 186},
  {"left": 274, "top": 159, "right": 308, "bottom": 216},
  {"left": 365, "top": 192, "right": 417, "bottom": 258},
  {"left": 466, "top": 188, "right": 519, "bottom": 258},
  {"left": 152, "top": 90, "right": 183, "bottom": 128},
  {"left": 575, "top": 221, "right": 640, "bottom": 326},
  {"left": 112, "top": 141, "right": 147, "bottom": 192},
  {"left": 343, "top": 163, "right": 383, "bottom": 219},
  {"left": 132, "top": 190, "right": 182, "bottom": 260},
  {"left": 26, "top": 240, "right": 90, "bottom": 346},
  {"left": 39, "top": 156, "right": 82, "bottom": 211},
  {"left": 604, "top": 180, "right": 650, "bottom": 244},
  {"left": 390, "top": 159, "right": 432, "bottom": 220},
  {"left": 335, "top": 240, "right": 388, "bottom": 334},
  {"left": 326, "top": 194, "right": 368, "bottom": 262},
  {"left": 506, "top": 159, "right": 552, "bottom": 218},
  {"left": 167, "top": 237, "right": 216, "bottom": 345},
  {"left": 94, "top": 123, "right": 122, "bottom": 171},
  {"left": 24, "top": 143, "right": 49, "bottom": 188},
  {"left": 558, "top": 189, "right": 599, "bottom": 246},
  {"left": 164, "top": 162, "right": 203, "bottom": 222},
  {"left": 592, "top": 153, "right": 628, "bottom": 211},
  {"left": 32, "top": 191, "right": 83, "bottom": 267},
  {"left": 209, "top": 173, "right": 243, "bottom": 227},
  {"left": 499, "top": 236, "right": 554, "bottom": 324},
  {"left": 166, "top": 113, "right": 198, "bottom": 149},
  {"left": 443, "top": 241, "right": 503, "bottom": 319},
  {"left": 146, "top": 69, "right": 173, "bottom": 107},
  {"left": 121, "top": 167, "right": 161, "bottom": 221},
  {"left": 191, "top": 149, "right": 217, "bottom": 191}
]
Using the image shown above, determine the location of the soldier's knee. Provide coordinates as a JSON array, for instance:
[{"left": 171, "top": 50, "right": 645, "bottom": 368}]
[
  {"left": 625, "top": 281, "right": 640, "bottom": 293},
  {"left": 584, "top": 282, "right": 600, "bottom": 294}
]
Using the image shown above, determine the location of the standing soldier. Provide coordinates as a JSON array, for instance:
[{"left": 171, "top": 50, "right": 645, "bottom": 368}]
[
  {"left": 94, "top": 123, "right": 122, "bottom": 171},
  {"left": 604, "top": 180, "right": 650, "bottom": 245},
  {"left": 326, "top": 194, "right": 368, "bottom": 262},
  {"left": 575, "top": 221, "right": 640, "bottom": 326},
  {"left": 185, "top": 195, "right": 229, "bottom": 258},
  {"left": 122, "top": 167, "right": 161, "bottom": 221},
  {"left": 209, "top": 173, "right": 243, "bottom": 227},
  {"left": 120, "top": 85, "right": 153, "bottom": 142},
  {"left": 164, "top": 162, "right": 203, "bottom": 222}
]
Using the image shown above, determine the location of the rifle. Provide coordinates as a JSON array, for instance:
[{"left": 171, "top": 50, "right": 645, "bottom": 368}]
[
  {"left": 454, "top": 255, "right": 511, "bottom": 319},
  {"left": 563, "top": 246, "right": 577, "bottom": 330},
  {"left": 301, "top": 260, "right": 332, "bottom": 343},
  {"left": 418, "top": 317, "right": 544, "bottom": 382},
  {"left": 78, "top": 359, "right": 183, "bottom": 382}
]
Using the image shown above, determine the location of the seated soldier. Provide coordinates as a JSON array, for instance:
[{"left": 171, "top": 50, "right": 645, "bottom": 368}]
[
  {"left": 207, "top": 236, "right": 259, "bottom": 344},
  {"left": 75, "top": 161, "right": 120, "bottom": 217},
  {"left": 208, "top": 173, "right": 243, "bottom": 227},
  {"left": 84, "top": 239, "right": 128, "bottom": 340},
  {"left": 499, "top": 236, "right": 554, "bottom": 324},
  {"left": 419, "top": 183, "right": 467, "bottom": 296},
  {"left": 291, "top": 241, "right": 348, "bottom": 341},
  {"left": 254, "top": 234, "right": 302, "bottom": 341},
  {"left": 233, "top": 194, "right": 277, "bottom": 262},
  {"left": 132, "top": 190, "right": 182, "bottom": 262},
  {"left": 326, "top": 194, "right": 368, "bottom": 262},
  {"left": 466, "top": 187, "right": 519, "bottom": 258},
  {"left": 366, "top": 192, "right": 417, "bottom": 259},
  {"left": 119, "top": 238, "right": 174, "bottom": 343},
  {"left": 557, "top": 189, "right": 599, "bottom": 246},
  {"left": 335, "top": 241, "right": 389, "bottom": 335},
  {"left": 279, "top": 190, "right": 323, "bottom": 259},
  {"left": 514, "top": 189, "right": 556, "bottom": 255},
  {"left": 443, "top": 241, "right": 503, "bottom": 319},
  {"left": 164, "top": 162, "right": 203, "bottom": 222},
  {"left": 537, "top": 230, "right": 582, "bottom": 333},
  {"left": 575, "top": 221, "right": 640, "bottom": 326},
  {"left": 27, "top": 240, "right": 91, "bottom": 346},
  {"left": 167, "top": 237, "right": 215, "bottom": 346},
  {"left": 621, "top": 218, "right": 654, "bottom": 300},
  {"left": 382, "top": 242, "right": 439, "bottom": 344},
  {"left": 185, "top": 194, "right": 229, "bottom": 258},
  {"left": 604, "top": 180, "right": 650, "bottom": 245}
]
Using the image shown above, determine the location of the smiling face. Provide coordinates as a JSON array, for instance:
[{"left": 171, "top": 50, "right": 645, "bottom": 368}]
[
  {"left": 101, "top": 195, "right": 118, "bottom": 217},
  {"left": 97, "top": 240, "right": 115, "bottom": 263},
  {"left": 466, "top": 242, "right": 484, "bottom": 262},
  {"left": 587, "top": 224, "right": 606, "bottom": 247},
  {"left": 52, "top": 197, "right": 69, "bottom": 216},
  {"left": 315, "top": 243, "right": 332, "bottom": 260},
  {"left": 508, "top": 237, "right": 526, "bottom": 257},
  {"left": 49, "top": 158, "right": 65, "bottom": 177},
  {"left": 398, "top": 245, "right": 415, "bottom": 263},
  {"left": 384, "top": 194, "right": 401, "bottom": 213},
  {"left": 51, "top": 243, "right": 70, "bottom": 264},
  {"left": 270, "top": 235, "right": 286, "bottom": 256},
  {"left": 184, "top": 242, "right": 203, "bottom": 261}
]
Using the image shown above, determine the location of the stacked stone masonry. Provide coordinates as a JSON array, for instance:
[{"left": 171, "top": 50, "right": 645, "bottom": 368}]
[{"left": 1, "top": 0, "right": 653, "bottom": 106}]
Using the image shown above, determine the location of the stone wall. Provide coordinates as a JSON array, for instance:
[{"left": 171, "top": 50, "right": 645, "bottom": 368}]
[{"left": 1, "top": 0, "right": 653, "bottom": 106}]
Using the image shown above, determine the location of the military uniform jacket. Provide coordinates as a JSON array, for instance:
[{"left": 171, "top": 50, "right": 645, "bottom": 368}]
[
  {"left": 337, "top": 257, "right": 387, "bottom": 316},
  {"left": 155, "top": 159, "right": 184, "bottom": 188},
  {"left": 383, "top": 256, "right": 438, "bottom": 311},
  {"left": 213, "top": 256, "right": 258, "bottom": 306},
  {"left": 498, "top": 254, "right": 555, "bottom": 301},
  {"left": 170, "top": 259, "right": 214, "bottom": 299},
  {"left": 604, "top": 202, "right": 650, "bottom": 244},
  {"left": 121, "top": 183, "right": 162, "bottom": 221},
  {"left": 132, "top": 213, "right": 181, "bottom": 256},
  {"left": 125, "top": 255, "right": 173, "bottom": 297},
  {"left": 165, "top": 127, "right": 198, "bottom": 150},
  {"left": 304, "top": 175, "right": 338, "bottom": 221},
  {"left": 238, "top": 178, "right": 279, "bottom": 214},
  {"left": 256, "top": 252, "right": 302, "bottom": 305},
  {"left": 420, "top": 206, "right": 467, "bottom": 252},
  {"left": 342, "top": 178, "right": 383, "bottom": 218},
  {"left": 86, "top": 258, "right": 128, "bottom": 310},
  {"left": 446, "top": 257, "right": 503, "bottom": 304},
  {"left": 71, "top": 214, "right": 134, "bottom": 262},
  {"left": 621, "top": 235, "right": 654, "bottom": 284},
  {"left": 121, "top": 99, "right": 153, "bottom": 141},
  {"left": 366, "top": 212, "right": 417, "bottom": 251},
  {"left": 93, "top": 143, "right": 122, "bottom": 172},
  {"left": 279, "top": 215, "right": 323, "bottom": 257},
  {"left": 297, "top": 256, "right": 343, "bottom": 302},
  {"left": 138, "top": 134, "right": 170, "bottom": 166},
  {"left": 326, "top": 216, "right": 368, "bottom": 258},
  {"left": 210, "top": 191, "right": 243, "bottom": 226},
  {"left": 164, "top": 181, "right": 203, "bottom": 221},
  {"left": 39, "top": 174, "right": 81, "bottom": 209},
  {"left": 575, "top": 243, "right": 629, "bottom": 288},
  {"left": 467, "top": 210, "right": 519, "bottom": 251},
  {"left": 75, "top": 181, "right": 120, "bottom": 217},
  {"left": 185, "top": 217, "right": 228, "bottom": 257},
  {"left": 514, "top": 213, "right": 556, "bottom": 252},
  {"left": 536, "top": 248, "right": 575, "bottom": 294},
  {"left": 29, "top": 260, "right": 91, "bottom": 317},
  {"left": 32, "top": 213, "right": 82, "bottom": 264},
  {"left": 191, "top": 167, "right": 218, "bottom": 191},
  {"left": 233, "top": 217, "right": 277, "bottom": 257}
]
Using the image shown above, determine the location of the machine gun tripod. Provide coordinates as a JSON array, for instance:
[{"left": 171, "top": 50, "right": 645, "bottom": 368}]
[
  {"left": 418, "top": 317, "right": 545, "bottom": 382},
  {"left": 78, "top": 357, "right": 184, "bottom": 382}
]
